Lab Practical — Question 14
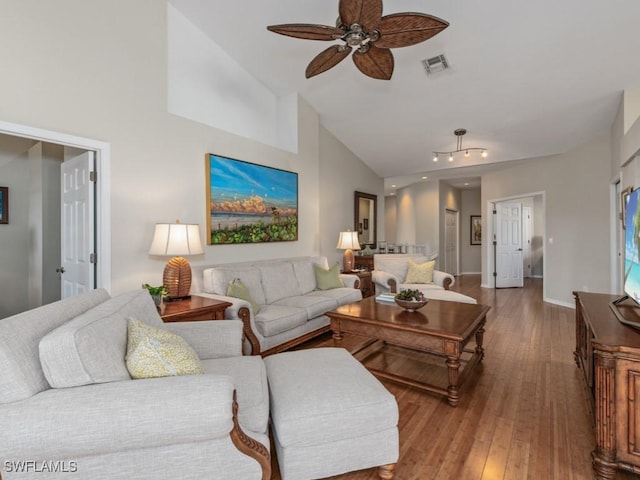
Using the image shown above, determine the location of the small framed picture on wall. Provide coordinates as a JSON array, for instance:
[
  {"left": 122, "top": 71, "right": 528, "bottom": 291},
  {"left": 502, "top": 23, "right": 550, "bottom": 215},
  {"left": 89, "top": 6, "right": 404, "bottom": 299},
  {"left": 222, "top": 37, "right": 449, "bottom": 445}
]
[
  {"left": 0, "top": 186, "right": 8, "bottom": 224},
  {"left": 470, "top": 215, "right": 481, "bottom": 245}
]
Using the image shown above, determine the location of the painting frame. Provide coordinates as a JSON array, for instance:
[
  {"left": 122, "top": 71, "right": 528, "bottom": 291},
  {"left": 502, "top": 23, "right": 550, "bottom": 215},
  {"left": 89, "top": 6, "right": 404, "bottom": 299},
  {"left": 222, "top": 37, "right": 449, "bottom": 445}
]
[
  {"left": 206, "top": 153, "right": 298, "bottom": 245},
  {"left": 470, "top": 215, "right": 481, "bottom": 245},
  {"left": 0, "top": 186, "right": 8, "bottom": 225}
]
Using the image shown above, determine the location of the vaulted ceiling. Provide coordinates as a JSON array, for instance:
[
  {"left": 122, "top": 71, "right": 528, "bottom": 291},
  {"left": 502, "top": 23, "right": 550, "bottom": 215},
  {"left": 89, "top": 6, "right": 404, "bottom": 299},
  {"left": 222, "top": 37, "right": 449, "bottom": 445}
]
[{"left": 170, "top": 0, "right": 640, "bottom": 192}]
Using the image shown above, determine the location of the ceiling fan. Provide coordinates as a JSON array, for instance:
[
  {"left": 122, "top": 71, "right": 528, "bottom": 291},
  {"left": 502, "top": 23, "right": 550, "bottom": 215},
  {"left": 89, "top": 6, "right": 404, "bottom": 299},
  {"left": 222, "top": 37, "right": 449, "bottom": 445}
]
[{"left": 267, "top": 0, "right": 449, "bottom": 80}]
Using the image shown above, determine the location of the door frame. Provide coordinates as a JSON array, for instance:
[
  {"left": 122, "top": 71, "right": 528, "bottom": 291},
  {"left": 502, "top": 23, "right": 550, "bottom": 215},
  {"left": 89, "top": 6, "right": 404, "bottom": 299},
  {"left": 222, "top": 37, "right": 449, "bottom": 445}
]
[
  {"left": 485, "top": 191, "right": 546, "bottom": 300},
  {"left": 0, "top": 120, "right": 111, "bottom": 293}
]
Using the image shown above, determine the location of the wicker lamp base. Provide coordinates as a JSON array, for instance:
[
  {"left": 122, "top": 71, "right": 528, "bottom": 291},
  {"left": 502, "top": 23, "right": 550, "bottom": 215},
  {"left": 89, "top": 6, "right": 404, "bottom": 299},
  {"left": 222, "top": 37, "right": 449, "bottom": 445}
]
[{"left": 163, "top": 256, "right": 192, "bottom": 300}]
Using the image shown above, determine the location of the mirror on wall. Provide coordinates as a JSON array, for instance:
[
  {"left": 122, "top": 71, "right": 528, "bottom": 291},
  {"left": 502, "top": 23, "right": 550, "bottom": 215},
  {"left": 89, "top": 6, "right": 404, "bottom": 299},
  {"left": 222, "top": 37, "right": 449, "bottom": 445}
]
[{"left": 354, "top": 191, "right": 377, "bottom": 248}]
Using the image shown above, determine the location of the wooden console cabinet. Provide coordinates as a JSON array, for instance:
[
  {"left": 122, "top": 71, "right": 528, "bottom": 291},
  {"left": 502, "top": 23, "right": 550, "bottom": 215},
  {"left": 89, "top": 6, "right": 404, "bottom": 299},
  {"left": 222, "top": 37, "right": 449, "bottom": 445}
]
[{"left": 574, "top": 291, "right": 640, "bottom": 479}]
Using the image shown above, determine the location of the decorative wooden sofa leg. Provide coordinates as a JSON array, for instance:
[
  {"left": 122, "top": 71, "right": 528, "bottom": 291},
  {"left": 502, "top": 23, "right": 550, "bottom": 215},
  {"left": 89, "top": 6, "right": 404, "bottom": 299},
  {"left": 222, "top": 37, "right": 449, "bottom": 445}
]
[
  {"left": 238, "top": 306, "right": 261, "bottom": 355},
  {"left": 229, "top": 391, "right": 271, "bottom": 480},
  {"left": 378, "top": 463, "right": 396, "bottom": 479},
  {"left": 389, "top": 279, "right": 398, "bottom": 293},
  {"left": 443, "top": 277, "right": 452, "bottom": 290}
]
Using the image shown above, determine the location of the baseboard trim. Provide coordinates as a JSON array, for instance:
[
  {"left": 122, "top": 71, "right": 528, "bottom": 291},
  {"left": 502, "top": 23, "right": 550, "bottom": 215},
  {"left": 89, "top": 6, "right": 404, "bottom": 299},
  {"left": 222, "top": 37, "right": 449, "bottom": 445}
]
[
  {"left": 543, "top": 297, "right": 575, "bottom": 309},
  {"left": 460, "top": 272, "right": 482, "bottom": 275}
]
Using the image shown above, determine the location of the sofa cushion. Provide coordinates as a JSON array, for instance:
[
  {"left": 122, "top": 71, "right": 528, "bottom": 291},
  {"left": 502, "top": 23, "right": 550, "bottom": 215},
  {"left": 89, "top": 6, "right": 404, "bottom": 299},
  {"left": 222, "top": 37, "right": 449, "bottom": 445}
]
[
  {"left": 126, "top": 319, "right": 204, "bottom": 379},
  {"left": 201, "top": 356, "right": 269, "bottom": 434},
  {"left": 273, "top": 295, "right": 338, "bottom": 320},
  {"left": 39, "top": 289, "right": 160, "bottom": 388},
  {"left": 306, "top": 287, "right": 363, "bottom": 306},
  {"left": 203, "top": 266, "right": 266, "bottom": 306},
  {"left": 0, "top": 288, "right": 111, "bottom": 404},
  {"left": 292, "top": 257, "right": 328, "bottom": 294},
  {"left": 314, "top": 263, "right": 344, "bottom": 290},
  {"left": 227, "top": 278, "right": 260, "bottom": 314},
  {"left": 254, "top": 304, "right": 307, "bottom": 337},
  {"left": 258, "top": 263, "right": 301, "bottom": 304},
  {"left": 405, "top": 258, "right": 435, "bottom": 284}
]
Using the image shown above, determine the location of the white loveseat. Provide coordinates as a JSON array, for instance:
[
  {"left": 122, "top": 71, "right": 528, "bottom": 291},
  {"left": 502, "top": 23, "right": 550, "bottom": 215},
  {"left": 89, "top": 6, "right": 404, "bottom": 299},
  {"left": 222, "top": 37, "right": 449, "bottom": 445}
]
[
  {"left": 0, "top": 289, "right": 271, "bottom": 480},
  {"left": 372, "top": 254, "right": 477, "bottom": 304},
  {"left": 191, "top": 256, "right": 362, "bottom": 356}
]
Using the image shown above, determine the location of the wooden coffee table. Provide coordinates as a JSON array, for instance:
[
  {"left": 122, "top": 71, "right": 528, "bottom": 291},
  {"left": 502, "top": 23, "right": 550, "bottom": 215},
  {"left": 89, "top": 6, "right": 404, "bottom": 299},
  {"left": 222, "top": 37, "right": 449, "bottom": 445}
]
[{"left": 327, "top": 296, "right": 490, "bottom": 406}]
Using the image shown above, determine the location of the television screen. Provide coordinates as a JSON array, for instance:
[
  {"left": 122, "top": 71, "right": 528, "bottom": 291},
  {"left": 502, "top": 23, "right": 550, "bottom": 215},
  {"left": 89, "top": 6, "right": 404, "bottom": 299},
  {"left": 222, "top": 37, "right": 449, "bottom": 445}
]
[{"left": 625, "top": 188, "right": 640, "bottom": 303}]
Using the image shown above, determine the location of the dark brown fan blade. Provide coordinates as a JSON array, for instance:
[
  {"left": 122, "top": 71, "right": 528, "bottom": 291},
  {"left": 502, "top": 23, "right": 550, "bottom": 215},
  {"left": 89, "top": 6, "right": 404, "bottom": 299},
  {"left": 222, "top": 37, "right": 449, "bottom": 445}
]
[
  {"left": 267, "top": 24, "right": 344, "bottom": 41},
  {"left": 306, "top": 45, "right": 352, "bottom": 78},
  {"left": 374, "top": 13, "right": 449, "bottom": 49},
  {"left": 352, "top": 46, "right": 394, "bottom": 80},
  {"left": 339, "top": 0, "right": 383, "bottom": 31}
]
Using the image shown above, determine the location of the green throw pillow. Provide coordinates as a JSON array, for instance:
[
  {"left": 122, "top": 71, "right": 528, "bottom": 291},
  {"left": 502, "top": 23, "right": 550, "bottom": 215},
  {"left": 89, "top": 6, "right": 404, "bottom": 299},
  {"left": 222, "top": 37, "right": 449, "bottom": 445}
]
[
  {"left": 405, "top": 258, "right": 435, "bottom": 284},
  {"left": 227, "top": 278, "right": 260, "bottom": 314},
  {"left": 314, "top": 263, "right": 344, "bottom": 290},
  {"left": 125, "top": 319, "right": 204, "bottom": 379}
]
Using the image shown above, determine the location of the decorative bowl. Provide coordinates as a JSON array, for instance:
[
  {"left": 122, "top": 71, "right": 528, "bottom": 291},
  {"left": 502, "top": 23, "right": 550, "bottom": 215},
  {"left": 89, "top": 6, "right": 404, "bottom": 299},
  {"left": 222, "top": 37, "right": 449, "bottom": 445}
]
[{"left": 394, "top": 298, "right": 428, "bottom": 312}]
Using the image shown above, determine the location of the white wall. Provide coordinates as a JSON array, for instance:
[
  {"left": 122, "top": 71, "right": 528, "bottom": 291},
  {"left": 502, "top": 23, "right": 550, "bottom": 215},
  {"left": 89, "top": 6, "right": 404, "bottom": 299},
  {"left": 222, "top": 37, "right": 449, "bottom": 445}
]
[
  {"left": 439, "top": 181, "right": 462, "bottom": 264},
  {"left": 384, "top": 195, "right": 397, "bottom": 245},
  {"left": 318, "top": 126, "right": 384, "bottom": 267},
  {"left": 167, "top": 4, "right": 297, "bottom": 153},
  {"left": 0, "top": 0, "right": 380, "bottom": 297},
  {"left": 460, "top": 188, "right": 481, "bottom": 274},
  {"left": 0, "top": 144, "right": 30, "bottom": 317},
  {"left": 482, "top": 132, "right": 611, "bottom": 306},
  {"left": 394, "top": 181, "right": 439, "bottom": 252}
]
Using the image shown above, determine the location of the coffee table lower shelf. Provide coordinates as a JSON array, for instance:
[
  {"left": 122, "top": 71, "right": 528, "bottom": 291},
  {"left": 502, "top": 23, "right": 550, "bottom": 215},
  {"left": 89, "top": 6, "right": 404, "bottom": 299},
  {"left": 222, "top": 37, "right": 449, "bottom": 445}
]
[{"left": 337, "top": 335, "right": 483, "bottom": 406}]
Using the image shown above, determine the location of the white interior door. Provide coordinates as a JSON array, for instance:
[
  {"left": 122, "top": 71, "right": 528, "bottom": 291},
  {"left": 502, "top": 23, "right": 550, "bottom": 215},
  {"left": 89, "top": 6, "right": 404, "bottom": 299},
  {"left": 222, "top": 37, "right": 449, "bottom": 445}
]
[
  {"left": 444, "top": 209, "right": 459, "bottom": 276},
  {"left": 522, "top": 206, "right": 532, "bottom": 278},
  {"left": 61, "top": 151, "right": 95, "bottom": 298},
  {"left": 496, "top": 202, "right": 524, "bottom": 288}
]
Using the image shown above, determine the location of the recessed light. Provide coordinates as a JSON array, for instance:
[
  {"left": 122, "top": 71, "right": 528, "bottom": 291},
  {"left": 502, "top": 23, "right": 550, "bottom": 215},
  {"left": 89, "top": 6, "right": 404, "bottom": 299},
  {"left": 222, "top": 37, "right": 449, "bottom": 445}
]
[
  {"left": 422, "top": 176, "right": 428, "bottom": 180},
  {"left": 464, "top": 182, "right": 469, "bottom": 186},
  {"left": 391, "top": 184, "right": 396, "bottom": 188}
]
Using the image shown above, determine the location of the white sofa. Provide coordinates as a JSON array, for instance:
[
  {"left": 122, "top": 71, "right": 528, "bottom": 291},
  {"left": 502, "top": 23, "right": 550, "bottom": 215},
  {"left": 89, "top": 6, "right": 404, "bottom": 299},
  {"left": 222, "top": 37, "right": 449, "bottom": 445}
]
[
  {"left": 0, "top": 289, "right": 271, "bottom": 480},
  {"left": 372, "top": 254, "right": 477, "bottom": 304},
  {"left": 191, "top": 256, "right": 362, "bottom": 356}
]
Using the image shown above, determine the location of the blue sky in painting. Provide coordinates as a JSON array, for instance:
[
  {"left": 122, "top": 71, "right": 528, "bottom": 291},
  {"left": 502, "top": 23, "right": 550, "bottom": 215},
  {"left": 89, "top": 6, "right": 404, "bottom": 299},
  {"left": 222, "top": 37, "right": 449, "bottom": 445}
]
[{"left": 209, "top": 154, "right": 297, "bottom": 208}]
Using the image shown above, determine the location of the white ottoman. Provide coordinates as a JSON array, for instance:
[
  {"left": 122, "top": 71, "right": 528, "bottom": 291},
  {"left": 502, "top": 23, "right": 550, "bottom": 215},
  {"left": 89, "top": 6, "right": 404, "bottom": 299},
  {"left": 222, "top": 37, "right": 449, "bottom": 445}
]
[{"left": 264, "top": 348, "right": 399, "bottom": 480}]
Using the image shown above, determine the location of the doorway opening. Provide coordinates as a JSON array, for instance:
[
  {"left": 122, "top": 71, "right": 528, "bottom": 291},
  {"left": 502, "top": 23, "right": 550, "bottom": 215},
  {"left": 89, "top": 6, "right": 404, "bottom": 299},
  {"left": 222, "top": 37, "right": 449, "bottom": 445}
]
[
  {"left": 486, "top": 192, "right": 546, "bottom": 298},
  {"left": 0, "top": 120, "right": 110, "bottom": 318}
]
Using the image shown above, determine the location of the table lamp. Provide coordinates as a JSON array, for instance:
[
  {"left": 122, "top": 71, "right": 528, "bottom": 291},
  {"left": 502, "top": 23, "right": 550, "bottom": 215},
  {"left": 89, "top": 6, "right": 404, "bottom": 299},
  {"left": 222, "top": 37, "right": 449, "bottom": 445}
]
[
  {"left": 148, "top": 221, "right": 204, "bottom": 300},
  {"left": 337, "top": 230, "right": 361, "bottom": 272}
]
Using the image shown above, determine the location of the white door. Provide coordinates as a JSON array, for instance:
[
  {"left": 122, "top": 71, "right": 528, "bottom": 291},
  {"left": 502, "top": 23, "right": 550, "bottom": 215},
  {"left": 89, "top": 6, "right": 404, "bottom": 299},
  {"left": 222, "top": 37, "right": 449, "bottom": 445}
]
[
  {"left": 61, "top": 152, "right": 96, "bottom": 298},
  {"left": 496, "top": 202, "right": 524, "bottom": 288},
  {"left": 522, "top": 206, "right": 532, "bottom": 278},
  {"left": 444, "top": 209, "right": 459, "bottom": 276}
]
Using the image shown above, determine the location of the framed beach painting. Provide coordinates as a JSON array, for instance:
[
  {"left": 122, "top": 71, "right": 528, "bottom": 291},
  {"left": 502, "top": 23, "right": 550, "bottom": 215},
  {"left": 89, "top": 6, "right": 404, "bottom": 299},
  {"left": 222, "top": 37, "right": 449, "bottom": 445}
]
[
  {"left": 206, "top": 154, "right": 298, "bottom": 244},
  {"left": 0, "top": 187, "right": 7, "bottom": 224}
]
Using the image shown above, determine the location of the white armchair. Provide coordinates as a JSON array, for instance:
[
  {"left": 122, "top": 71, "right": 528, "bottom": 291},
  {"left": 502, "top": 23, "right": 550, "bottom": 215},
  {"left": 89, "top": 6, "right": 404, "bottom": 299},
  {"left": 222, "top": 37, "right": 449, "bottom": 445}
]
[
  {"left": 372, "top": 254, "right": 454, "bottom": 294},
  {"left": 372, "top": 254, "right": 476, "bottom": 304}
]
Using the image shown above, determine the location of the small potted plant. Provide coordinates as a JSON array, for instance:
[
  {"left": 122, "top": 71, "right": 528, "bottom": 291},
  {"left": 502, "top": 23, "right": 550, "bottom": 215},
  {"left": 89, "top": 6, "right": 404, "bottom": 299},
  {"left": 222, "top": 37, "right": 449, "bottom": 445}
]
[{"left": 142, "top": 283, "right": 168, "bottom": 307}]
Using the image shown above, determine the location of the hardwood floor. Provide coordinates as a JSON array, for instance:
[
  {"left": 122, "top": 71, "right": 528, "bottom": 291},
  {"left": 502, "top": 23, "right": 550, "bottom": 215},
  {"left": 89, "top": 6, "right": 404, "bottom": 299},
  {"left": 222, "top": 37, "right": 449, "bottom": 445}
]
[{"left": 271, "top": 275, "right": 638, "bottom": 480}]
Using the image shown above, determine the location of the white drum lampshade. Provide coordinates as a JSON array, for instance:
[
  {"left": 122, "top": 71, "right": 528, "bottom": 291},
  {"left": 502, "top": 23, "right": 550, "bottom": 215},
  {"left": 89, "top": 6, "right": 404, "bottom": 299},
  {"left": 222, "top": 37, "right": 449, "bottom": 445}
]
[
  {"left": 148, "top": 222, "right": 204, "bottom": 300},
  {"left": 336, "top": 230, "right": 361, "bottom": 272}
]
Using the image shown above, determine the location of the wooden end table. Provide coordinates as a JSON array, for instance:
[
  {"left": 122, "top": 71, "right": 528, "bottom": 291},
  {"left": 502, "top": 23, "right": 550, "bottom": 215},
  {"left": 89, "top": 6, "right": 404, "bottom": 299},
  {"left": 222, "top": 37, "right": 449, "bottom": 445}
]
[
  {"left": 343, "top": 270, "right": 374, "bottom": 298},
  {"left": 159, "top": 296, "right": 231, "bottom": 323}
]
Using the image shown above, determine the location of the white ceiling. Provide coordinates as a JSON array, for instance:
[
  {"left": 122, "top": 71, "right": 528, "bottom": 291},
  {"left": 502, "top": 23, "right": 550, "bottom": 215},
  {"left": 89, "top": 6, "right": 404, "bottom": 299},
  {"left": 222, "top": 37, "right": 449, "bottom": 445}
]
[{"left": 170, "top": 0, "right": 640, "bottom": 193}]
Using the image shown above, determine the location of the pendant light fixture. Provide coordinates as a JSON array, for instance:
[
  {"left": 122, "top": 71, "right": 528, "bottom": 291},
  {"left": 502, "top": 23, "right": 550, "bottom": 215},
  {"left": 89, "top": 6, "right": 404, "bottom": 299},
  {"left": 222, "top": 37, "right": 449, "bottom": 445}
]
[{"left": 433, "top": 128, "right": 488, "bottom": 163}]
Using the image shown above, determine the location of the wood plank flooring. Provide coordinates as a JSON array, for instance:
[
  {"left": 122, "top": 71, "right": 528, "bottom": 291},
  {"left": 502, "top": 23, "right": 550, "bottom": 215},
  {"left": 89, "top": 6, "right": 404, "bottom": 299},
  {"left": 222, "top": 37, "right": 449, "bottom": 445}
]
[{"left": 270, "top": 276, "right": 638, "bottom": 480}]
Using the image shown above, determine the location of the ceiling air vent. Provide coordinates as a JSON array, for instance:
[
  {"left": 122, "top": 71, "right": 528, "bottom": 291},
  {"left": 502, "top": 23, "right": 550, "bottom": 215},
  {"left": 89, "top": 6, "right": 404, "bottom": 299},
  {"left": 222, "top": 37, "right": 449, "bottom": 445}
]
[{"left": 422, "top": 54, "right": 449, "bottom": 75}]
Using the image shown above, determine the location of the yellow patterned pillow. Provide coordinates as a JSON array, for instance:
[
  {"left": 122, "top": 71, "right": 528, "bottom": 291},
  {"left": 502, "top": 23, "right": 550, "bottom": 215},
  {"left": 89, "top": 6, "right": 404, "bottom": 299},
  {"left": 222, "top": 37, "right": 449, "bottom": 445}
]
[
  {"left": 405, "top": 259, "right": 436, "bottom": 284},
  {"left": 126, "top": 319, "right": 204, "bottom": 379}
]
